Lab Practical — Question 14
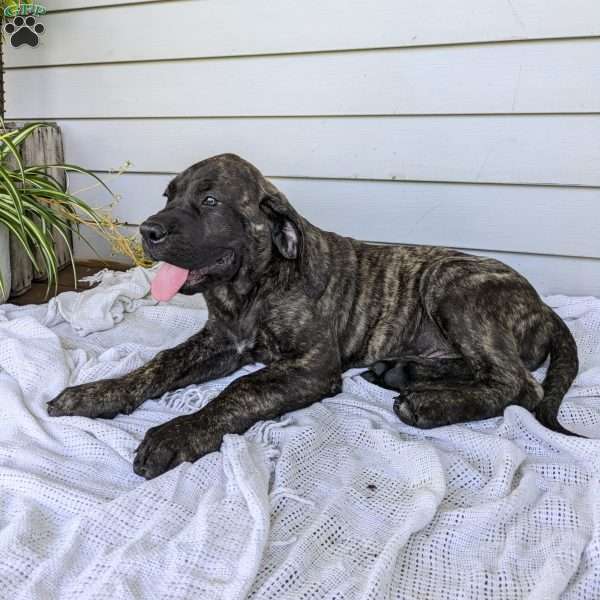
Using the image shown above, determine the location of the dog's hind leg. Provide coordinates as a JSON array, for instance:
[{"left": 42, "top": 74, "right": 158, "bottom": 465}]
[
  {"left": 393, "top": 373, "right": 542, "bottom": 429},
  {"left": 392, "top": 350, "right": 543, "bottom": 430},
  {"left": 389, "top": 256, "right": 557, "bottom": 429},
  {"left": 392, "top": 315, "right": 543, "bottom": 429}
]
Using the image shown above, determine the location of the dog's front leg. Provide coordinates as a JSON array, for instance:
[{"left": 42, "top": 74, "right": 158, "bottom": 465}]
[
  {"left": 134, "top": 350, "right": 342, "bottom": 479},
  {"left": 47, "top": 325, "right": 242, "bottom": 419}
]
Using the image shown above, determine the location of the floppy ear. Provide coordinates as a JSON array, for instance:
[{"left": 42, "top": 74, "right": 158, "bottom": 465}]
[
  {"left": 270, "top": 213, "right": 300, "bottom": 260},
  {"left": 260, "top": 192, "right": 303, "bottom": 260},
  {"left": 260, "top": 191, "right": 328, "bottom": 299}
]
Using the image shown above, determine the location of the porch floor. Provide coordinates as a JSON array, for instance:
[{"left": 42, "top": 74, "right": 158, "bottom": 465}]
[{"left": 10, "top": 261, "right": 128, "bottom": 306}]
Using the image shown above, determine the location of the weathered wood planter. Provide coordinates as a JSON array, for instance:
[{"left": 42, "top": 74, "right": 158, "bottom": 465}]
[
  {"left": 0, "top": 225, "right": 9, "bottom": 303},
  {"left": 5, "top": 123, "right": 71, "bottom": 299}
]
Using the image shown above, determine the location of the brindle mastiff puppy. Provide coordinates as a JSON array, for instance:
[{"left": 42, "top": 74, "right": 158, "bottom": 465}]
[{"left": 47, "top": 154, "right": 579, "bottom": 479}]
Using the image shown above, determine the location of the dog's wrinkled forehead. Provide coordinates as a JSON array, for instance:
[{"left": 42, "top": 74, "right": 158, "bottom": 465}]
[{"left": 167, "top": 153, "right": 264, "bottom": 208}]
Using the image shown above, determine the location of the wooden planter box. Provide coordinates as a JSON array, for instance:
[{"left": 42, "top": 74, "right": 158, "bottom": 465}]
[
  {"left": 6, "top": 123, "right": 72, "bottom": 299},
  {"left": 0, "top": 225, "right": 9, "bottom": 303}
]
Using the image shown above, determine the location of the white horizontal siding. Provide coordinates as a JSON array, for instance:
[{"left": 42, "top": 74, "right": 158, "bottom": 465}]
[
  {"left": 9, "top": 0, "right": 600, "bottom": 67},
  {"left": 50, "top": 0, "right": 161, "bottom": 9},
  {"left": 5, "top": 0, "right": 598, "bottom": 295},
  {"left": 68, "top": 172, "right": 600, "bottom": 259},
  {"left": 468, "top": 253, "right": 600, "bottom": 297},
  {"left": 45, "top": 117, "right": 600, "bottom": 187},
  {"left": 8, "top": 39, "right": 600, "bottom": 118}
]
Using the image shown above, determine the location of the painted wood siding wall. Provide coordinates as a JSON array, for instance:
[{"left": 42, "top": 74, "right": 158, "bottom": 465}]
[{"left": 5, "top": 0, "right": 600, "bottom": 295}]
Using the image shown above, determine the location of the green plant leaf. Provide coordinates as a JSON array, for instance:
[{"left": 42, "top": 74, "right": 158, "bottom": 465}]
[
  {"left": 0, "top": 123, "right": 140, "bottom": 299},
  {"left": 0, "top": 165, "right": 27, "bottom": 235}
]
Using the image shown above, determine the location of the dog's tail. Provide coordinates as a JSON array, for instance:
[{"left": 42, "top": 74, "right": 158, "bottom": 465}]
[{"left": 535, "top": 308, "right": 579, "bottom": 435}]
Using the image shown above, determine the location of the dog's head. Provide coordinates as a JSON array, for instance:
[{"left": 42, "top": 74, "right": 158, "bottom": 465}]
[{"left": 141, "top": 154, "right": 326, "bottom": 301}]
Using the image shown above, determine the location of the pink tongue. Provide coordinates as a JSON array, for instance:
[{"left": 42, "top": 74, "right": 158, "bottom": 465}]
[{"left": 151, "top": 263, "right": 190, "bottom": 302}]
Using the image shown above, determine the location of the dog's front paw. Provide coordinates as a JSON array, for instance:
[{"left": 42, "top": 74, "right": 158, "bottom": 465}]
[
  {"left": 47, "top": 380, "right": 135, "bottom": 419},
  {"left": 133, "top": 416, "right": 220, "bottom": 479}
]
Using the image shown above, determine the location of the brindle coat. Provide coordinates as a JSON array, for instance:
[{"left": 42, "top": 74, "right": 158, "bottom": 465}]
[{"left": 47, "top": 154, "right": 579, "bottom": 479}]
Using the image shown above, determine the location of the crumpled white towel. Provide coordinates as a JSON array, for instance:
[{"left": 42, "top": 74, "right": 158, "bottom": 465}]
[
  {"left": 0, "top": 269, "right": 599, "bottom": 600},
  {"left": 41, "top": 266, "right": 207, "bottom": 337},
  {"left": 44, "top": 267, "right": 157, "bottom": 336}
]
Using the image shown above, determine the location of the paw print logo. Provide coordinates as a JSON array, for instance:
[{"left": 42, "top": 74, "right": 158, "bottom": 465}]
[{"left": 4, "top": 16, "right": 45, "bottom": 48}]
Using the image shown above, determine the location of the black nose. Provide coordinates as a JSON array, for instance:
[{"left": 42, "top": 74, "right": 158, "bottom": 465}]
[{"left": 140, "top": 221, "right": 168, "bottom": 245}]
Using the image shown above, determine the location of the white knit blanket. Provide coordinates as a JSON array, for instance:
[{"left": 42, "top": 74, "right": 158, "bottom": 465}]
[{"left": 0, "top": 268, "right": 599, "bottom": 600}]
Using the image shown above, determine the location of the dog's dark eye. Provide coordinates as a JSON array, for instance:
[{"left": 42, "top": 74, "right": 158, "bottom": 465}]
[{"left": 202, "top": 196, "right": 218, "bottom": 207}]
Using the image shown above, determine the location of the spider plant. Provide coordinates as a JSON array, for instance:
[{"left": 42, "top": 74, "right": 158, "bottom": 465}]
[{"left": 0, "top": 121, "right": 148, "bottom": 299}]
